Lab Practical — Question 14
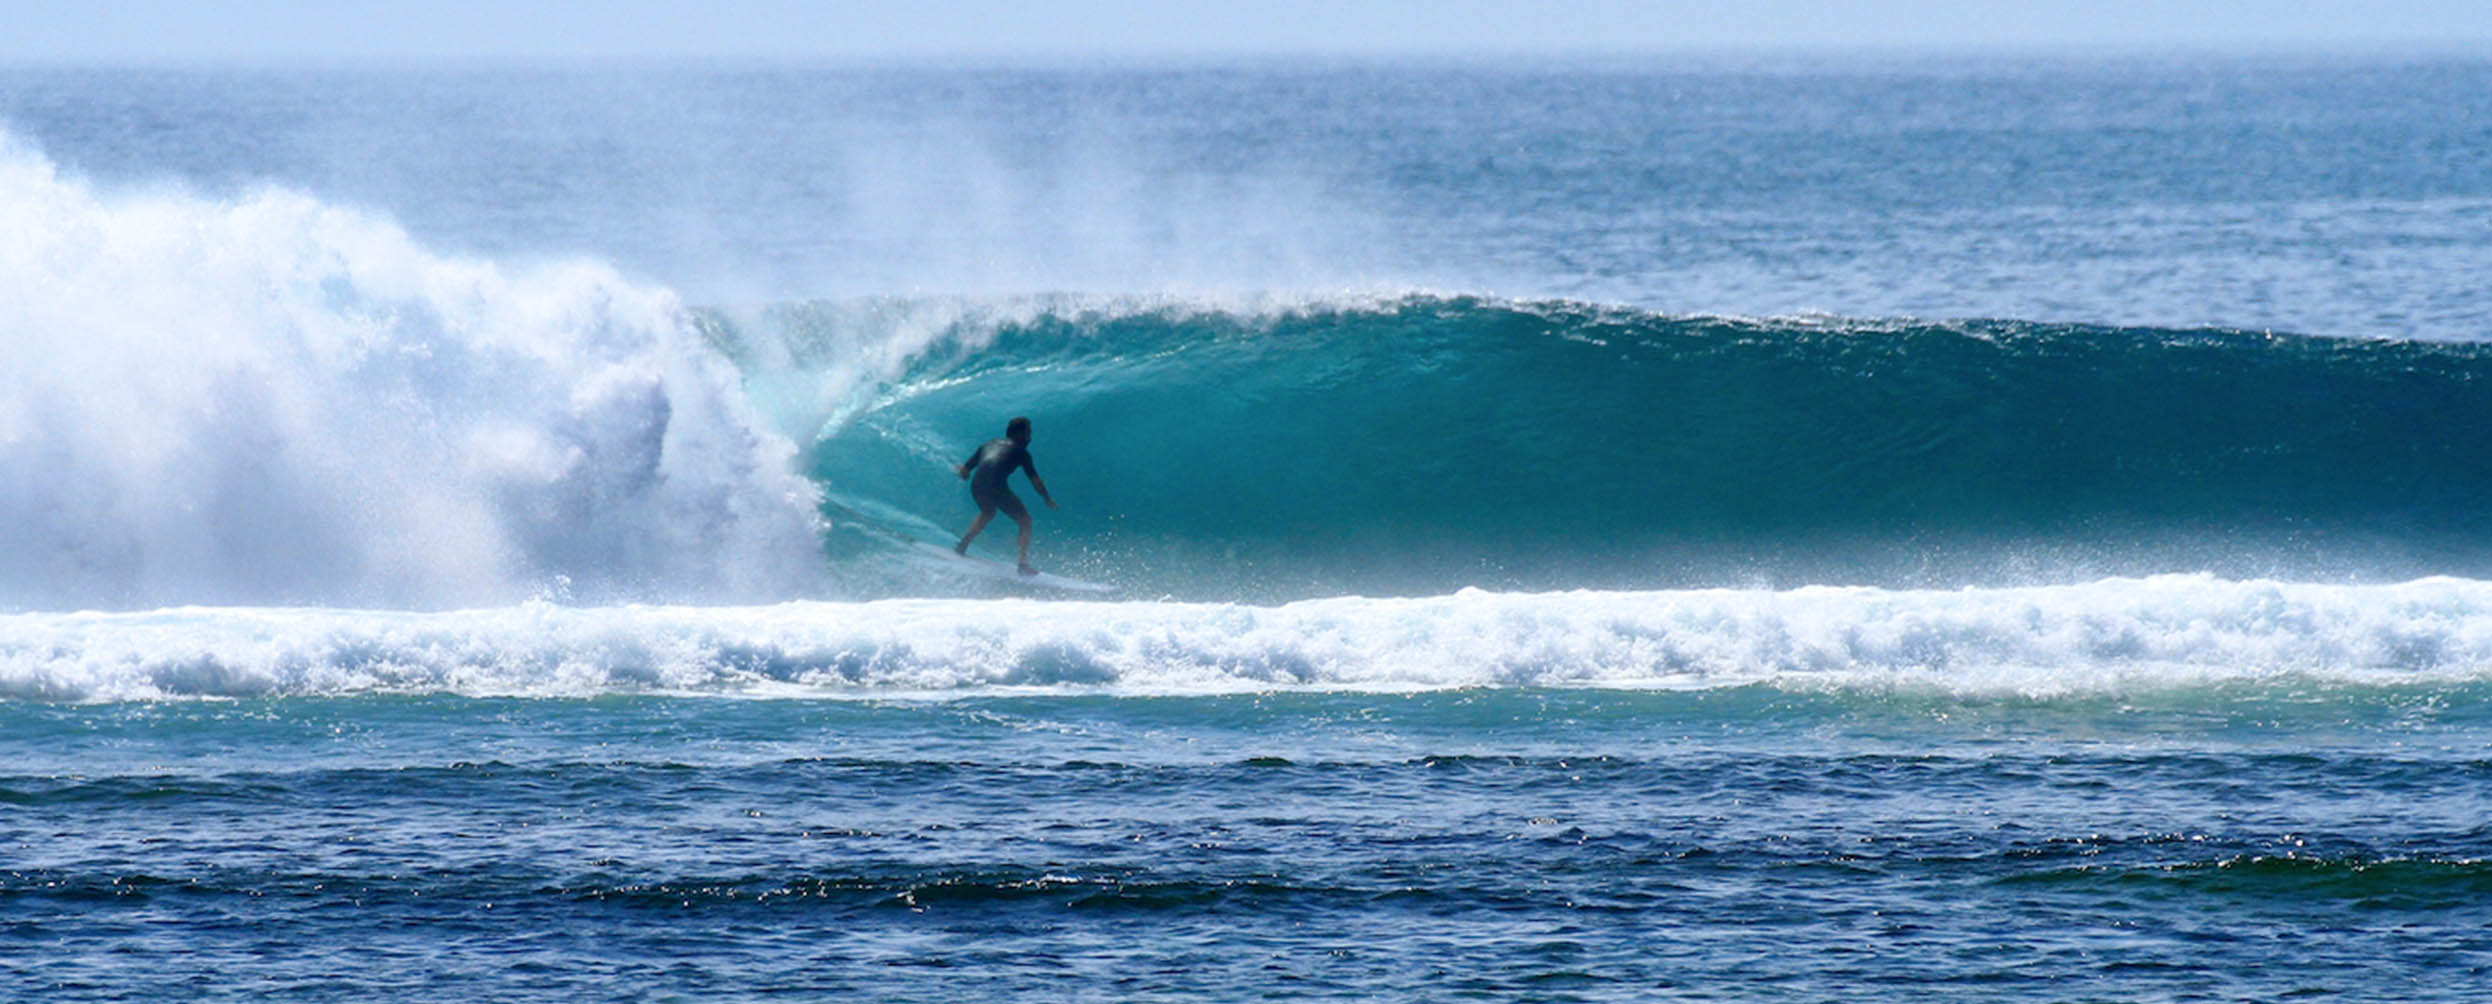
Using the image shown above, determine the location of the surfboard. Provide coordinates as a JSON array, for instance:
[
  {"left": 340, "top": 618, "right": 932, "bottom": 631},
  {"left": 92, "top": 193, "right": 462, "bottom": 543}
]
[{"left": 910, "top": 542, "right": 1116, "bottom": 593}]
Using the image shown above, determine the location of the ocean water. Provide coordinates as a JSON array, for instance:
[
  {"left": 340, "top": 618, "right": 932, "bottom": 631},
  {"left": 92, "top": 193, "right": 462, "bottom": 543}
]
[{"left": 6, "top": 54, "right": 2492, "bottom": 1001}]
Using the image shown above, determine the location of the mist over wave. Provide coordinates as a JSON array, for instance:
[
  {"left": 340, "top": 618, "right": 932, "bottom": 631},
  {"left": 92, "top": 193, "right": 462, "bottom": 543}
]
[
  {"left": 726, "top": 295, "right": 2492, "bottom": 599},
  {"left": 0, "top": 135, "right": 827, "bottom": 611}
]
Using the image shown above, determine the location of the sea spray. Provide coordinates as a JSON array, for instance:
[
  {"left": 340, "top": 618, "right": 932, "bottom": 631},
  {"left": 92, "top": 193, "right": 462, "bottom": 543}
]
[{"left": 0, "top": 135, "right": 826, "bottom": 611}]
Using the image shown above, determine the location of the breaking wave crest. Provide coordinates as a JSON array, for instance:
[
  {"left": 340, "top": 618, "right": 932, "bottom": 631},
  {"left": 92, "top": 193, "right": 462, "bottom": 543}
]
[{"left": 0, "top": 134, "right": 827, "bottom": 610}]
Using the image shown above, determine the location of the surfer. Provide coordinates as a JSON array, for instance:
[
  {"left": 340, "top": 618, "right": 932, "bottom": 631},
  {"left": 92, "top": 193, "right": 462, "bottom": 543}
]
[{"left": 954, "top": 416, "right": 1056, "bottom": 574}]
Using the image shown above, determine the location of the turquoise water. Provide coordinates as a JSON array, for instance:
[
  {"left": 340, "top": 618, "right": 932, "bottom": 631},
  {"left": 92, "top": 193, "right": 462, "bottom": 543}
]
[
  {"left": 6, "top": 55, "right": 2492, "bottom": 1001},
  {"left": 769, "top": 299, "right": 2492, "bottom": 598}
]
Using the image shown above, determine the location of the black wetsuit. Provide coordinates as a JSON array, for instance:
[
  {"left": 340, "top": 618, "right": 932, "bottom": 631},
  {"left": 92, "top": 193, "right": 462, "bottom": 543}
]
[{"left": 964, "top": 438, "right": 1038, "bottom": 520}]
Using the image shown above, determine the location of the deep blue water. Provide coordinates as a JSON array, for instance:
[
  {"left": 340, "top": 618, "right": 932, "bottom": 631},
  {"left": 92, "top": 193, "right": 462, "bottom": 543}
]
[
  {"left": 10, "top": 689, "right": 2492, "bottom": 1001},
  {"left": 5, "top": 54, "right": 2492, "bottom": 1001}
]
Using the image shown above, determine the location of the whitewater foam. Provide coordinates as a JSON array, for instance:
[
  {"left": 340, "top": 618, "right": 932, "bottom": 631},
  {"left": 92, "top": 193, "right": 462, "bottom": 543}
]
[
  {"left": 0, "top": 134, "right": 826, "bottom": 610},
  {"left": 9, "top": 576, "right": 2492, "bottom": 702}
]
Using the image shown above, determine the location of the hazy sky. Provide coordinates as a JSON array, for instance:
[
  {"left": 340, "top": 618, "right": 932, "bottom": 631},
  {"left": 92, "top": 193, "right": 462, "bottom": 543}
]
[{"left": 4, "top": 0, "right": 2488, "bottom": 63}]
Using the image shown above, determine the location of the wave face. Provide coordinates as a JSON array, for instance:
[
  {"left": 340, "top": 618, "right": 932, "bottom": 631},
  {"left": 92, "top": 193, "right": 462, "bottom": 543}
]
[
  {"left": 0, "top": 137, "right": 827, "bottom": 610},
  {"left": 10, "top": 576, "right": 2492, "bottom": 702},
  {"left": 738, "top": 296, "right": 2492, "bottom": 599}
]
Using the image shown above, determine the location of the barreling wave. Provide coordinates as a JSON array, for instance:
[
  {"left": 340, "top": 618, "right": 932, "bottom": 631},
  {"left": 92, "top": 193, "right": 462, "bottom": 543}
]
[
  {"left": 720, "top": 294, "right": 2492, "bottom": 600},
  {"left": 14, "top": 116, "right": 2492, "bottom": 611},
  {"left": 11, "top": 575, "right": 2492, "bottom": 702}
]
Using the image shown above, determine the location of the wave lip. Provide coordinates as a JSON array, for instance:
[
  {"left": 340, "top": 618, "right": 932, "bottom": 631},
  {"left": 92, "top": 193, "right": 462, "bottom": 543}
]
[{"left": 9, "top": 575, "right": 2492, "bottom": 702}]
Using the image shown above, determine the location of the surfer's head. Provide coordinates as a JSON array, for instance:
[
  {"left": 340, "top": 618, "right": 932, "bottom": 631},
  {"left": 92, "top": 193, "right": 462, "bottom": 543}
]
[{"left": 1006, "top": 416, "right": 1032, "bottom": 445}]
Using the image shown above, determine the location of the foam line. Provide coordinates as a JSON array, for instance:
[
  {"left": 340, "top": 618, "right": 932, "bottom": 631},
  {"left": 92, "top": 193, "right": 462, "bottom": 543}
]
[{"left": 9, "top": 576, "right": 2492, "bottom": 702}]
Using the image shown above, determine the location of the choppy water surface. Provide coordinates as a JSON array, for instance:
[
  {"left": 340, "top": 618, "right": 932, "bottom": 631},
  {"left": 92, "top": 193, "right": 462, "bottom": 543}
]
[{"left": 9, "top": 688, "right": 2492, "bottom": 1002}]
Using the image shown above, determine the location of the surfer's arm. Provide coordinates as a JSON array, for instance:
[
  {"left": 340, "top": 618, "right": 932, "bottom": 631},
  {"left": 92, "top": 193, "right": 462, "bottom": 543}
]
[
  {"left": 956, "top": 448, "right": 979, "bottom": 479},
  {"left": 1027, "top": 470, "right": 1057, "bottom": 508}
]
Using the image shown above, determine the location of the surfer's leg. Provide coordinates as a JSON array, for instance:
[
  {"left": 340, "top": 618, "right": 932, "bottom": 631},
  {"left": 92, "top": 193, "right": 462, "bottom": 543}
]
[
  {"left": 1012, "top": 511, "right": 1035, "bottom": 574},
  {"left": 957, "top": 511, "right": 994, "bottom": 554},
  {"left": 995, "top": 491, "right": 1035, "bottom": 573},
  {"left": 961, "top": 487, "right": 1007, "bottom": 553}
]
